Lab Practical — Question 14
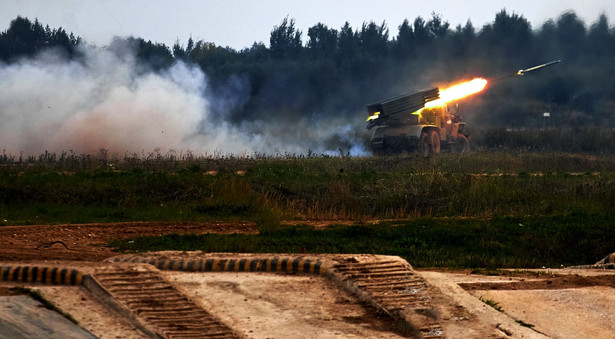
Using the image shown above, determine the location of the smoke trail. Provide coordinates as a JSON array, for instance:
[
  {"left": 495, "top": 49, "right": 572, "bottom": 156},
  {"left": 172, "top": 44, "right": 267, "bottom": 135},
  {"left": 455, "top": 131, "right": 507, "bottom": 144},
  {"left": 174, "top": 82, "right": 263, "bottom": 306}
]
[{"left": 0, "top": 44, "right": 368, "bottom": 156}]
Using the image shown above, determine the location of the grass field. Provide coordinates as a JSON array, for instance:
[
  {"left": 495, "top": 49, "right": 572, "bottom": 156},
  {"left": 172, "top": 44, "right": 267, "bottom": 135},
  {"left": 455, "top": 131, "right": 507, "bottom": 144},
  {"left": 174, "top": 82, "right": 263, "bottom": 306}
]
[
  {"left": 110, "top": 213, "right": 615, "bottom": 268},
  {"left": 1, "top": 150, "right": 614, "bottom": 267}
]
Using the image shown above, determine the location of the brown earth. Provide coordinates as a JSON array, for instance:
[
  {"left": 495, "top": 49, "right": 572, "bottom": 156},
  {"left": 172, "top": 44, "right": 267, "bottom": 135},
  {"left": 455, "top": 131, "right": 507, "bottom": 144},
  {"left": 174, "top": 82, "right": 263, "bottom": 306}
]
[
  {"left": 0, "top": 221, "right": 257, "bottom": 261},
  {"left": 459, "top": 274, "right": 615, "bottom": 290},
  {"left": 0, "top": 286, "right": 25, "bottom": 296}
]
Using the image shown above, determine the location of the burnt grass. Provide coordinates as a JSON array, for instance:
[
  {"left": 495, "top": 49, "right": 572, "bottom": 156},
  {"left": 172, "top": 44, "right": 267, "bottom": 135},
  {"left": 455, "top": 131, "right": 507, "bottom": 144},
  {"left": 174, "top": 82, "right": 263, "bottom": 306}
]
[{"left": 2, "top": 151, "right": 615, "bottom": 268}]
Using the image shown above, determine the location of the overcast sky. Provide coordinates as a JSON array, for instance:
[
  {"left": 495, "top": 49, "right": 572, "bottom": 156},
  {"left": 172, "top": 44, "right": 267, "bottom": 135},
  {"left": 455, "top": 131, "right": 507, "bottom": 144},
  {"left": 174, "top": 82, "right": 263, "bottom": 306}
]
[{"left": 2, "top": 0, "right": 614, "bottom": 50}]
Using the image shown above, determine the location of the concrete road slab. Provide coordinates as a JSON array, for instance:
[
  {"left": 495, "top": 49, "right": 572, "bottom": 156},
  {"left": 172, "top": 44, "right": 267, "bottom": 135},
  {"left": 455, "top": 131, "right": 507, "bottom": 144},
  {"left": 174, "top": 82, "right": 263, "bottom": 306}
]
[{"left": 0, "top": 295, "right": 96, "bottom": 339}]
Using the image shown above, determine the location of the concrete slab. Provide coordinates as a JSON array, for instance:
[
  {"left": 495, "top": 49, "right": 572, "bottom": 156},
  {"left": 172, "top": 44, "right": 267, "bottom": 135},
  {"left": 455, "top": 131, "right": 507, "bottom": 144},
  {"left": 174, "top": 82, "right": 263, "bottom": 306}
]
[
  {"left": 470, "top": 287, "right": 615, "bottom": 339},
  {"left": 164, "top": 271, "right": 410, "bottom": 339},
  {"left": 35, "top": 286, "right": 148, "bottom": 339},
  {"left": 0, "top": 295, "right": 96, "bottom": 339}
]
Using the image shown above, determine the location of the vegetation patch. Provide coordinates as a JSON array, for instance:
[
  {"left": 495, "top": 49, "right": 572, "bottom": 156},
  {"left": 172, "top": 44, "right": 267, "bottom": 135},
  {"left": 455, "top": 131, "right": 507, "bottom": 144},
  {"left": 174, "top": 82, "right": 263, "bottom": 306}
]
[
  {"left": 2, "top": 152, "right": 615, "bottom": 227},
  {"left": 515, "top": 319, "right": 536, "bottom": 328},
  {"left": 109, "top": 213, "right": 615, "bottom": 268},
  {"left": 479, "top": 296, "right": 503, "bottom": 312},
  {"left": 2, "top": 152, "right": 615, "bottom": 269}
]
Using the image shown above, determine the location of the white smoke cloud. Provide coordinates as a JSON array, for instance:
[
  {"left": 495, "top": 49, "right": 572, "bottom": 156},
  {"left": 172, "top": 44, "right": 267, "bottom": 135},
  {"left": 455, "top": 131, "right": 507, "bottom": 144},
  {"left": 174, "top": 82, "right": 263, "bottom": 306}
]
[{"left": 0, "top": 44, "right": 368, "bottom": 157}]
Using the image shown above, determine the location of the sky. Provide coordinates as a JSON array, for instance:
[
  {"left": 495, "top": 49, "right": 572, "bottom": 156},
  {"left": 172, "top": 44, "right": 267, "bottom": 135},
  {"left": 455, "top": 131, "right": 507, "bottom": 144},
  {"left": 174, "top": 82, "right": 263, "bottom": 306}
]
[{"left": 1, "top": 0, "right": 615, "bottom": 50}]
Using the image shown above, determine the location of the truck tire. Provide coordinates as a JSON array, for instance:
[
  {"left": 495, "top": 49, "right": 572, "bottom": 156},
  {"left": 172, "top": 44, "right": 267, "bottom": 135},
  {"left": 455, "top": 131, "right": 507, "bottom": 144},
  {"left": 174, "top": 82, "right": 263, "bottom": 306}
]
[
  {"left": 419, "top": 130, "right": 441, "bottom": 156},
  {"left": 372, "top": 145, "right": 383, "bottom": 155},
  {"left": 430, "top": 130, "right": 441, "bottom": 154},
  {"left": 455, "top": 133, "right": 469, "bottom": 153},
  {"left": 419, "top": 132, "right": 431, "bottom": 156}
]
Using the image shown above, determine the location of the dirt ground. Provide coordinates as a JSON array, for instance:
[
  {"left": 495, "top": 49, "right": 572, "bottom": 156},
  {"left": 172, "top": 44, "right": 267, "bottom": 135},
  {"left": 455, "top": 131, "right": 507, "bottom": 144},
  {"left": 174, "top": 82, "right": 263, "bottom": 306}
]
[
  {"left": 471, "top": 287, "right": 615, "bottom": 338},
  {"left": 420, "top": 270, "right": 615, "bottom": 338},
  {"left": 1, "top": 222, "right": 615, "bottom": 338},
  {"left": 0, "top": 221, "right": 257, "bottom": 261}
]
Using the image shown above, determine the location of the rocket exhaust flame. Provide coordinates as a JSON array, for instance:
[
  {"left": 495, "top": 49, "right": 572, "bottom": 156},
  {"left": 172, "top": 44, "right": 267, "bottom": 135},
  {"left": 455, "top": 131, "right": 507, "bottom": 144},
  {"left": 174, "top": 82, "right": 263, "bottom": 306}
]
[
  {"left": 425, "top": 78, "right": 488, "bottom": 108},
  {"left": 408, "top": 78, "right": 488, "bottom": 116}
]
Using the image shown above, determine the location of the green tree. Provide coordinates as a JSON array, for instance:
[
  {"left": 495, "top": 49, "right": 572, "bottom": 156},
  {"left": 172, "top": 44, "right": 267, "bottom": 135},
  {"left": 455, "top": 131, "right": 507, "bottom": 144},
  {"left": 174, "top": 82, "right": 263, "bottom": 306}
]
[
  {"left": 426, "top": 13, "right": 450, "bottom": 39},
  {"left": 0, "top": 16, "right": 79, "bottom": 61},
  {"left": 336, "top": 22, "right": 359, "bottom": 65},
  {"left": 413, "top": 17, "right": 431, "bottom": 45},
  {"left": 241, "top": 42, "right": 269, "bottom": 63},
  {"left": 450, "top": 20, "right": 475, "bottom": 57},
  {"left": 395, "top": 19, "right": 415, "bottom": 57},
  {"left": 556, "top": 11, "right": 586, "bottom": 60},
  {"left": 172, "top": 36, "right": 195, "bottom": 61},
  {"left": 479, "top": 10, "right": 532, "bottom": 60},
  {"left": 307, "top": 23, "right": 337, "bottom": 60},
  {"left": 588, "top": 14, "right": 613, "bottom": 57},
  {"left": 358, "top": 21, "right": 389, "bottom": 57},
  {"left": 120, "top": 37, "right": 174, "bottom": 70},
  {"left": 189, "top": 40, "right": 237, "bottom": 75},
  {"left": 535, "top": 19, "right": 558, "bottom": 59},
  {"left": 269, "top": 17, "right": 303, "bottom": 59}
]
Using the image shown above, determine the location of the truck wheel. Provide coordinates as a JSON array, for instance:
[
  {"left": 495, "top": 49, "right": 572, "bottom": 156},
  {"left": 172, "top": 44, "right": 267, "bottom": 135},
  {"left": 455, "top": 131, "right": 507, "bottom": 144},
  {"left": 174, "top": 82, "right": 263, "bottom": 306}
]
[
  {"left": 429, "top": 130, "right": 441, "bottom": 154},
  {"left": 419, "top": 132, "right": 431, "bottom": 156},
  {"left": 455, "top": 134, "right": 469, "bottom": 153},
  {"left": 419, "top": 130, "right": 440, "bottom": 156},
  {"left": 372, "top": 145, "right": 383, "bottom": 155}
]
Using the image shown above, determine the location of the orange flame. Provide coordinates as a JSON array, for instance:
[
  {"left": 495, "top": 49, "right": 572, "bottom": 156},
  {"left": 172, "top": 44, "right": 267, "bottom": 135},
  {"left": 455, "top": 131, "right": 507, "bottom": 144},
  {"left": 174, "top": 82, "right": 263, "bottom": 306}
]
[{"left": 425, "top": 78, "right": 487, "bottom": 108}]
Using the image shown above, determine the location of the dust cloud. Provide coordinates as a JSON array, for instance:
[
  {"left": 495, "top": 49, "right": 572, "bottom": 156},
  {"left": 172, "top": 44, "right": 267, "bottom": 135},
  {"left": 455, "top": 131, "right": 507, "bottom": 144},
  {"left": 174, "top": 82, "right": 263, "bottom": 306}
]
[{"left": 0, "top": 45, "right": 367, "bottom": 157}]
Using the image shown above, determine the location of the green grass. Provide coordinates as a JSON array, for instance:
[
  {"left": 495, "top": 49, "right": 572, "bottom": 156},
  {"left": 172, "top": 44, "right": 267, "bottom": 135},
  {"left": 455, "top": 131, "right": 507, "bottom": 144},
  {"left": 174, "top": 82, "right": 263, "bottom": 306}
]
[
  {"left": 3, "top": 151, "right": 615, "bottom": 268},
  {"left": 479, "top": 295, "right": 537, "bottom": 330},
  {"left": 0, "top": 169, "right": 266, "bottom": 226},
  {"left": 515, "top": 319, "right": 536, "bottom": 328},
  {"left": 109, "top": 212, "right": 615, "bottom": 268},
  {"left": 479, "top": 296, "right": 503, "bottom": 312},
  {"left": 2, "top": 152, "right": 615, "bottom": 227}
]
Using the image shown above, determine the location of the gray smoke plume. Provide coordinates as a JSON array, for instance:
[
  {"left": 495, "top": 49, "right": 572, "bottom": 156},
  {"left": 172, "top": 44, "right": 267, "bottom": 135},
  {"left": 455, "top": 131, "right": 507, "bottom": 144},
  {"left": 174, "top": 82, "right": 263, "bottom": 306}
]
[{"left": 0, "top": 44, "right": 368, "bottom": 157}]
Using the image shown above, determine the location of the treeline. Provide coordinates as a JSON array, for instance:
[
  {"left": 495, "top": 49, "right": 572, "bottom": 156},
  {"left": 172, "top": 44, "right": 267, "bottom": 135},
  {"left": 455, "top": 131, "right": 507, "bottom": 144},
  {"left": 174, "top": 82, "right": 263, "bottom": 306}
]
[
  {"left": 2, "top": 11, "right": 615, "bottom": 131},
  {"left": 0, "top": 17, "right": 80, "bottom": 60}
]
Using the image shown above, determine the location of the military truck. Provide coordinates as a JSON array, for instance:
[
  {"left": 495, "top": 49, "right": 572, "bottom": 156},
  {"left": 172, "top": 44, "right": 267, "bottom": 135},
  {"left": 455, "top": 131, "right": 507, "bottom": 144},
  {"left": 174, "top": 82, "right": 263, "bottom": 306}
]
[{"left": 366, "top": 87, "right": 470, "bottom": 155}]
